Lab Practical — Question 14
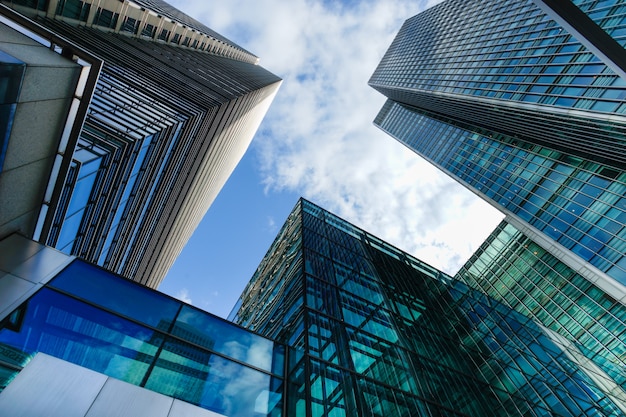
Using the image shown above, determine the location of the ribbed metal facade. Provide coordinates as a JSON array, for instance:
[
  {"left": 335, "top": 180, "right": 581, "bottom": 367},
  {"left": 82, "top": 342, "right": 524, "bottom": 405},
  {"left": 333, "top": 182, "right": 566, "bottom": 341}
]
[{"left": 2, "top": 1, "right": 281, "bottom": 287}]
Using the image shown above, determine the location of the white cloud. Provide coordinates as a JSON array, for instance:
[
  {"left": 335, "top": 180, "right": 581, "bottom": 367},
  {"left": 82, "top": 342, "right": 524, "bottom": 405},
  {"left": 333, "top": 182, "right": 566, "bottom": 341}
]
[
  {"left": 174, "top": 287, "right": 193, "bottom": 304},
  {"left": 170, "top": 0, "right": 504, "bottom": 274}
]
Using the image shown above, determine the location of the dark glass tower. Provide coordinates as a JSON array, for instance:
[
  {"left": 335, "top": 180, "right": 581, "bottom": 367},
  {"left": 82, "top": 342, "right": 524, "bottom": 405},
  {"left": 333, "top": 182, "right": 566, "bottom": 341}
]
[
  {"left": 455, "top": 219, "right": 626, "bottom": 409},
  {"left": 369, "top": 1, "right": 626, "bottom": 297},
  {"left": 0, "top": 0, "right": 281, "bottom": 287},
  {"left": 230, "top": 199, "right": 626, "bottom": 416},
  {"left": 369, "top": 2, "right": 626, "bottom": 412}
]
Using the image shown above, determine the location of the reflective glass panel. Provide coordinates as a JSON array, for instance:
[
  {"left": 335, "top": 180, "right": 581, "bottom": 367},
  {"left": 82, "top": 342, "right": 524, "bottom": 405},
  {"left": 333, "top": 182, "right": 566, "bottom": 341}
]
[
  {"left": 49, "top": 260, "right": 180, "bottom": 330},
  {"left": 145, "top": 337, "right": 283, "bottom": 417},
  {"left": 173, "top": 305, "right": 281, "bottom": 375},
  {"left": 0, "top": 288, "right": 162, "bottom": 385}
]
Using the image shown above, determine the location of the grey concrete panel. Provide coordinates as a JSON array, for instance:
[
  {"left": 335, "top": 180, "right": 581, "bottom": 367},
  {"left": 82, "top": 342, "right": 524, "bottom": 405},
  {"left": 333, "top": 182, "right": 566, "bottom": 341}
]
[
  {"left": 0, "top": 42, "right": 80, "bottom": 67},
  {"left": 4, "top": 99, "right": 71, "bottom": 170},
  {"left": 169, "top": 400, "right": 228, "bottom": 417},
  {"left": 11, "top": 245, "right": 72, "bottom": 284},
  {"left": 0, "top": 156, "right": 52, "bottom": 235},
  {"left": 0, "top": 209, "right": 39, "bottom": 240},
  {"left": 0, "top": 23, "right": 41, "bottom": 46},
  {"left": 0, "top": 234, "right": 43, "bottom": 272},
  {"left": 0, "top": 273, "right": 35, "bottom": 321},
  {"left": 11, "top": 247, "right": 67, "bottom": 283},
  {"left": 86, "top": 378, "right": 172, "bottom": 417},
  {"left": 19, "top": 65, "right": 81, "bottom": 102},
  {"left": 0, "top": 353, "right": 107, "bottom": 417}
]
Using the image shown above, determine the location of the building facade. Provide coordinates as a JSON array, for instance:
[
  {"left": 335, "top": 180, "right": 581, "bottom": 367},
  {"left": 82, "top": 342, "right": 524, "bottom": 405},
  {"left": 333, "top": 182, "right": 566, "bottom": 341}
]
[
  {"left": 3, "top": 201, "right": 626, "bottom": 415},
  {"left": 455, "top": 218, "right": 626, "bottom": 409},
  {"left": 0, "top": 234, "right": 285, "bottom": 417},
  {"left": 0, "top": 0, "right": 281, "bottom": 287},
  {"left": 230, "top": 199, "right": 626, "bottom": 416},
  {"left": 369, "top": 2, "right": 626, "bottom": 413},
  {"left": 369, "top": 0, "right": 626, "bottom": 286}
]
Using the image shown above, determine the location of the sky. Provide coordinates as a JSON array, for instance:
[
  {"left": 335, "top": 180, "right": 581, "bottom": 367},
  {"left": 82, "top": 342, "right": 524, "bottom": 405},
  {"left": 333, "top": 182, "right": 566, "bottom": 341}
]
[{"left": 159, "top": 0, "right": 504, "bottom": 318}]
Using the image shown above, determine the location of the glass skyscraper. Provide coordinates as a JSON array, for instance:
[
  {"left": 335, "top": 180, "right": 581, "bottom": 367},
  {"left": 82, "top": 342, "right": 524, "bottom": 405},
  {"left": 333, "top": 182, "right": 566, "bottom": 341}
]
[
  {"left": 230, "top": 199, "right": 626, "bottom": 416},
  {"left": 456, "top": 219, "right": 626, "bottom": 409},
  {"left": 369, "top": 1, "right": 626, "bottom": 413},
  {"left": 370, "top": 0, "right": 626, "bottom": 285},
  {"left": 0, "top": 0, "right": 281, "bottom": 287}
]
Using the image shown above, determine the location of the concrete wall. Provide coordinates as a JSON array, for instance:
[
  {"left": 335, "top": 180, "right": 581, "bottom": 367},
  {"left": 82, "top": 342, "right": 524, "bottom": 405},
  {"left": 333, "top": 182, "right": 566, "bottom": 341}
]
[{"left": 0, "top": 20, "right": 81, "bottom": 239}]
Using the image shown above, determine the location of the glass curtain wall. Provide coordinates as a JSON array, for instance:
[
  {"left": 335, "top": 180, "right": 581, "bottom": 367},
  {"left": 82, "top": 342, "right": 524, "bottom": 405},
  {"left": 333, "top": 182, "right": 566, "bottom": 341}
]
[
  {"left": 0, "top": 260, "right": 285, "bottom": 417},
  {"left": 231, "top": 199, "right": 625, "bottom": 416}
]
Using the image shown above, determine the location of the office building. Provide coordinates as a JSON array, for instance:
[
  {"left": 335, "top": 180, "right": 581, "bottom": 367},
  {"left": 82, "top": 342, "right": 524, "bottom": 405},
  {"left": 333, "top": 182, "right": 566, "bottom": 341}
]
[
  {"left": 456, "top": 219, "right": 626, "bottom": 408},
  {"left": 2, "top": 200, "right": 625, "bottom": 415},
  {"left": 230, "top": 199, "right": 626, "bottom": 416},
  {"left": 369, "top": 1, "right": 626, "bottom": 413},
  {"left": 0, "top": 0, "right": 281, "bottom": 287},
  {"left": 370, "top": 0, "right": 626, "bottom": 285}
]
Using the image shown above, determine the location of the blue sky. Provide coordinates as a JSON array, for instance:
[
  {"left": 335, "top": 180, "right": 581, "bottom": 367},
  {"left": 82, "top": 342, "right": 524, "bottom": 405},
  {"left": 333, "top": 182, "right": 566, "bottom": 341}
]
[{"left": 159, "top": 0, "right": 504, "bottom": 318}]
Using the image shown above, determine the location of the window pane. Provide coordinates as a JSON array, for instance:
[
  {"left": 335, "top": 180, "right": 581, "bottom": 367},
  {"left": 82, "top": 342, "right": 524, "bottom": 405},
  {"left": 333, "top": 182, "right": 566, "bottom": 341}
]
[
  {"left": 0, "top": 288, "right": 162, "bottom": 385},
  {"left": 50, "top": 260, "right": 180, "bottom": 330},
  {"left": 145, "top": 337, "right": 283, "bottom": 417},
  {"left": 173, "top": 305, "right": 281, "bottom": 374}
]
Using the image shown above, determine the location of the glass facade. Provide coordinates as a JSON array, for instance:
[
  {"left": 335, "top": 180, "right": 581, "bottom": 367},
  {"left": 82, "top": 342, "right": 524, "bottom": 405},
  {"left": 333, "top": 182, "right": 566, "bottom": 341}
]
[
  {"left": 0, "top": 260, "right": 285, "bottom": 417},
  {"left": 231, "top": 199, "right": 626, "bottom": 416},
  {"left": 369, "top": 0, "right": 626, "bottom": 168},
  {"left": 369, "top": 0, "right": 626, "bottom": 164},
  {"left": 571, "top": 1, "right": 626, "bottom": 47},
  {"left": 375, "top": 101, "right": 626, "bottom": 285},
  {"left": 456, "top": 221, "right": 626, "bottom": 407},
  {"left": 369, "top": 3, "right": 626, "bottom": 412},
  {"left": 370, "top": 0, "right": 626, "bottom": 112}
]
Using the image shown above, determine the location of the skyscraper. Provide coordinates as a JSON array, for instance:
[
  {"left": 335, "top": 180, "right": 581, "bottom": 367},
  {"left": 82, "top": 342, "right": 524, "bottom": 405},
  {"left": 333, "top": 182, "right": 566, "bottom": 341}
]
[
  {"left": 0, "top": 0, "right": 281, "bottom": 287},
  {"left": 369, "top": 0, "right": 626, "bottom": 286},
  {"left": 455, "top": 219, "right": 626, "bottom": 408},
  {"left": 4, "top": 200, "right": 625, "bottom": 415},
  {"left": 369, "top": 1, "right": 626, "bottom": 412},
  {"left": 230, "top": 199, "right": 626, "bottom": 416}
]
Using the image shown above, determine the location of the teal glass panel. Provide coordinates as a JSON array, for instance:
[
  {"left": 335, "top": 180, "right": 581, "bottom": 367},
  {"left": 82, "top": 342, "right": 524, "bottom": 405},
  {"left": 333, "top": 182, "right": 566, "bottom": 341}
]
[
  {"left": 49, "top": 260, "right": 180, "bottom": 330},
  {"left": 144, "top": 337, "right": 283, "bottom": 417},
  {"left": 173, "top": 305, "right": 282, "bottom": 375},
  {"left": 0, "top": 288, "right": 162, "bottom": 385},
  {"left": 308, "top": 359, "right": 356, "bottom": 417}
]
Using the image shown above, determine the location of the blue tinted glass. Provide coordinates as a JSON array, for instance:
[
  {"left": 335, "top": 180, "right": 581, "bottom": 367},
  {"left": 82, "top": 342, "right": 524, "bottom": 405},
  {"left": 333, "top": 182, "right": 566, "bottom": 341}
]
[
  {"left": 50, "top": 260, "right": 180, "bottom": 330},
  {"left": 65, "top": 169, "right": 98, "bottom": 215},
  {"left": 0, "top": 288, "right": 162, "bottom": 385},
  {"left": 173, "top": 305, "right": 280, "bottom": 374},
  {"left": 56, "top": 208, "right": 85, "bottom": 253},
  {"left": 144, "top": 337, "right": 283, "bottom": 417}
]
